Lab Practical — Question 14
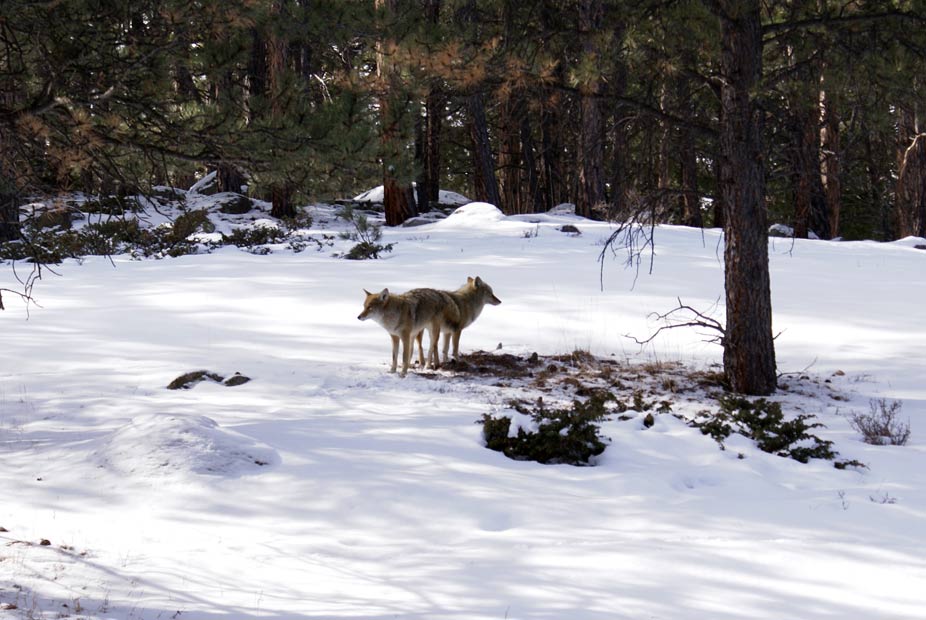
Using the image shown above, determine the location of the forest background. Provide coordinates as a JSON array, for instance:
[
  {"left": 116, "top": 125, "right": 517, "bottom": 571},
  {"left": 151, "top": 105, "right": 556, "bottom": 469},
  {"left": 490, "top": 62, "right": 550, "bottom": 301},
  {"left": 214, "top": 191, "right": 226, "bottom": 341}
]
[{"left": 2, "top": 0, "right": 925, "bottom": 395}]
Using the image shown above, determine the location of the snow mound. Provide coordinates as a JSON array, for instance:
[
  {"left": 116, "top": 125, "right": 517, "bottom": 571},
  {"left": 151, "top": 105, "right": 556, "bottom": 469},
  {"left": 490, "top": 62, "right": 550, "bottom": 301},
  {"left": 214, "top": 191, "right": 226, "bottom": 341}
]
[
  {"left": 93, "top": 414, "right": 278, "bottom": 478},
  {"left": 549, "top": 203, "right": 576, "bottom": 216},
  {"left": 353, "top": 185, "right": 471, "bottom": 206},
  {"left": 437, "top": 202, "right": 505, "bottom": 227},
  {"left": 188, "top": 171, "right": 217, "bottom": 195}
]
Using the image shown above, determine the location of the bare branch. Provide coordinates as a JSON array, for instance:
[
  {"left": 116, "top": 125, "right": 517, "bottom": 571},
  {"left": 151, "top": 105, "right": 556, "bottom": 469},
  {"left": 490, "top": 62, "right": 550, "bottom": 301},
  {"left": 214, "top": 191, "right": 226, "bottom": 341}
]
[{"left": 625, "top": 297, "right": 725, "bottom": 349}]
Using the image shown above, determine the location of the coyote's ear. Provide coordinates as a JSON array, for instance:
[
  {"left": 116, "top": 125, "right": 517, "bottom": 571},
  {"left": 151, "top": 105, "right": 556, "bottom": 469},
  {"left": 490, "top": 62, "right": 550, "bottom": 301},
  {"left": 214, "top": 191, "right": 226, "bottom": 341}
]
[
  {"left": 363, "top": 288, "right": 372, "bottom": 296},
  {"left": 379, "top": 288, "right": 389, "bottom": 301},
  {"left": 467, "top": 276, "right": 475, "bottom": 284},
  {"left": 474, "top": 276, "right": 484, "bottom": 286}
]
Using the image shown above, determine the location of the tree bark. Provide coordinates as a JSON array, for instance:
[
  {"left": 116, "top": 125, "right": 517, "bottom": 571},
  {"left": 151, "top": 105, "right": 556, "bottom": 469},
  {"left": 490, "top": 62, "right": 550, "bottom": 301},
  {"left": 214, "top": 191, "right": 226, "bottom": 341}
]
[
  {"left": 790, "top": 105, "right": 829, "bottom": 239},
  {"left": 896, "top": 132, "right": 926, "bottom": 238},
  {"left": 676, "top": 56, "right": 703, "bottom": 228},
  {"left": 376, "top": 0, "right": 417, "bottom": 225},
  {"left": 267, "top": 0, "right": 296, "bottom": 219},
  {"left": 576, "top": 0, "right": 606, "bottom": 220},
  {"left": 424, "top": 0, "right": 443, "bottom": 207},
  {"left": 714, "top": 0, "right": 777, "bottom": 395},
  {"left": 467, "top": 93, "right": 501, "bottom": 206},
  {"left": 498, "top": 93, "right": 523, "bottom": 214},
  {"left": 819, "top": 86, "right": 841, "bottom": 237}
]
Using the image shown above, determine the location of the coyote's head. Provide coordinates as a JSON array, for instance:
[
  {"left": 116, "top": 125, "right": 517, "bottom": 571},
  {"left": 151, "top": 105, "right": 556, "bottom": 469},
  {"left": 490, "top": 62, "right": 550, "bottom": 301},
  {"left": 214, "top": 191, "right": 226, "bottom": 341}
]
[
  {"left": 468, "top": 276, "right": 501, "bottom": 306},
  {"left": 358, "top": 288, "right": 389, "bottom": 321}
]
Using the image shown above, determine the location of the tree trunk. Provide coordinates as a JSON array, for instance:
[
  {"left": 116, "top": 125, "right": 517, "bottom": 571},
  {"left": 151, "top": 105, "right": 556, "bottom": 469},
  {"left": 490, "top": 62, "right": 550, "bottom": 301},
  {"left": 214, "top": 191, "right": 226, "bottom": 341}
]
[
  {"left": 676, "top": 56, "right": 702, "bottom": 228},
  {"left": 376, "top": 0, "right": 416, "bottom": 226},
  {"left": 467, "top": 93, "right": 501, "bottom": 206},
  {"left": 715, "top": 0, "right": 777, "bottom": 395},
  {"left": 576, "top": 0, "right": 606, "bottom": 220},
  {"left": 790, "top": 105, "right": 829, "bottom": 239},
  {"left": 520, "top": 111, "right": 544, "bottom": 213},
  {"left": 0, "top": 186, "right": 19, "bottom": 243},
  {"left": 424, "top": 0, "right": 443, "bottom": 207},
  {"left": 217, "top": 165, "right": 246, "bottom": 194},
  {"left": 498, "top": 93, "right": 523, "bottom": 214},
  {"left": 819, "top": 87, "right": 841, "bottom": 237},
  {"left": 539, "top": 91, "right": 564, "bottom": 212},
  {"left": 712, "top": 156, "right": 725, "bottom": 229},
  {"left": 896, "top": 132, "right": 926, "bottom": 238},
  {"left": 267, "top": 1, "right": 295, "bottom": 219}
]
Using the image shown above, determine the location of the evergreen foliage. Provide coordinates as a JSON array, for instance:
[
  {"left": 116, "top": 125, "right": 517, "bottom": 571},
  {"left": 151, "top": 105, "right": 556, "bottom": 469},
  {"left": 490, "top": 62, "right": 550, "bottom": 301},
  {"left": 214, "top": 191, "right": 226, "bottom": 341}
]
[
  {"left": 481, "top": 394, "right": 612, "bottom": 466},
  {"left": 1, "top": 1, "right": 922, "bottom": 241},
  {"left": 692, "top": 395, "right": 862, "bottom": 466}
]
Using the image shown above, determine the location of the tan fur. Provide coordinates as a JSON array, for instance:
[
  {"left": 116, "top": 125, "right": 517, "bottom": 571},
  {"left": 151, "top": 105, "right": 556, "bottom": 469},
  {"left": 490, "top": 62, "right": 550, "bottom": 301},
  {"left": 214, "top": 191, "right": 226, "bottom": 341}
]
[
  {"left": 357, "top": 287, "right": 448, "bottom": 376},
  {"left": 415, "top": 276, "right": 501, "bottom": 364}
]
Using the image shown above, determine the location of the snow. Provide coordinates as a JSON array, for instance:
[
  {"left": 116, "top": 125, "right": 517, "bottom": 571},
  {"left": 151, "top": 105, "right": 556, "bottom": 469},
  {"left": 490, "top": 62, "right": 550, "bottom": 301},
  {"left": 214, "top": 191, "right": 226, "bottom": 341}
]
[
  {"left": 2, "top": 193, "right": 926, "bottom": 619},
  {"left": 353, "top": 184, "right": 471, "bottom": 206}
]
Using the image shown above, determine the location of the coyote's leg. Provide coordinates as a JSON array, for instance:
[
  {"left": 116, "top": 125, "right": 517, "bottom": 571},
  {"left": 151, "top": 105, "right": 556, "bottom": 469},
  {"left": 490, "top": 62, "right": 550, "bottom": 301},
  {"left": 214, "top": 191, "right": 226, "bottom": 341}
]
[
  {"left": 441, "top": 332, "right": 452, "bottom": 363},
  {"left": 400, "top": 331, "right": 413, "bottom": 377},
  {"left": 427, "top": 325, "right": 441, "bottom": 368},
  {"left": 389, "top": 334, "right": 400, "bottom": 373},
  {"left": 415, "top": 331, "right": 426, "bottom": 367}
]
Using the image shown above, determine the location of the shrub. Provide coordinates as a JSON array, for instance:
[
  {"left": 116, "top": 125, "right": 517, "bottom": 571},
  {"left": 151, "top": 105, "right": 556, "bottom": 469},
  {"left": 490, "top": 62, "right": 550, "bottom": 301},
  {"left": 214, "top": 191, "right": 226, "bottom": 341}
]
[
  {"left": 694, "top": 396, "right": 848, "bottom": 464},
  {"left": 480, "top": 393, "right": 612, "bottom": 465},
  {"left": 222, "top": 225, "right": 285, "bottom": 248},
  {"left": 338, "top": 205, "right": 393, "bottom": 259},
  {"left": 849, "top": 399, "right": 910, "bottom": 446}
]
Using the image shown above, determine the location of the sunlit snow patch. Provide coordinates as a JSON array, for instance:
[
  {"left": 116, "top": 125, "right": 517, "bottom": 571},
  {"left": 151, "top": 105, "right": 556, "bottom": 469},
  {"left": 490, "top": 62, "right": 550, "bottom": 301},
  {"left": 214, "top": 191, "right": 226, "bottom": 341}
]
[{"left": 93, "top": 414, "right": 278, "bottom": 478}]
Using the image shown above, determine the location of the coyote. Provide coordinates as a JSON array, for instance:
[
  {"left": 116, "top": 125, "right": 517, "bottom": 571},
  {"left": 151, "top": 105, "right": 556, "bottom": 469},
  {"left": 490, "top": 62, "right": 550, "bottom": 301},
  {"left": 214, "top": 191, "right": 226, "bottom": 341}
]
[
  {"left": 357, "top": 287, "right": 447, "bottom": 376},
  {"left": 415, "top": 276, "right": 502, "bottom": 365}
]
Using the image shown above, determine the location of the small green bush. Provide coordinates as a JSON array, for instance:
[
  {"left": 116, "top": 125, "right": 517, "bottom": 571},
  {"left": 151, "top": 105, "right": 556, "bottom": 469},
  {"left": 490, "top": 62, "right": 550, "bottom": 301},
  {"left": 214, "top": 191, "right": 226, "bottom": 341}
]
[
  {"left": 693, "top": 396, "right": 855, "bottom": 465},
  {"left": 480, "top": 393, "right": 612, "bottom": 466},
  {"left": 338, "top": 205, "right": 393, "bottom": 260},
  {"left": 222, "top": 225, "right": 285, "bottom": 248}
]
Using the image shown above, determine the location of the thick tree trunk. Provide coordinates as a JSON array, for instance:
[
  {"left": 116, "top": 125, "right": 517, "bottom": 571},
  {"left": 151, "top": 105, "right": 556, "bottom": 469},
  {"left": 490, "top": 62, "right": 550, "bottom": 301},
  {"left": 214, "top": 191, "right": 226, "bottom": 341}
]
[
  {"left": 424, "top": 0, "right": 442, "bottom": 207},
  {"left": 576, "top": 0, "right": 606, "bottom": 220},
  {"left": 498, "top": 94, "right": 523, "bottom": 214},
  {"left": 819, "top": 87, "right": 841, "bottom": 237},
  {"left": 267, "top": 1, "right": 295, "bottom": 219},
  {"left": 520, "top": 112, "right": 544, "bottom": 214},
  {"left": 376, "top": 0, "right": 417, "bottom": 225},
  {"left": 896, "top": 133, "right": 926, "bottom": 238},
  {"left": 217, "top": 165, "right": 246, "bottom": 194},
  {"left": 539, "top": 94, "right": 564, "bottom": 212},
  {"left": 467, "top": 94, "right": 501, "bottom": 206},
  {"left": 715, "top": 0, "right": 777, "bottom": 395},
  {"left": 790, "top": 106, "right": 829, "bottom": 239}
]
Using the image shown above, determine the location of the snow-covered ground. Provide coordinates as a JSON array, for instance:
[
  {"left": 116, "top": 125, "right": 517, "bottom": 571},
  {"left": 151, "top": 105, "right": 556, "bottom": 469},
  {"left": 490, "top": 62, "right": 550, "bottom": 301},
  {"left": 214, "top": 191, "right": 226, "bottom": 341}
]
[{"left": 1, "top": 193, "right": 925, "bottom": 619}]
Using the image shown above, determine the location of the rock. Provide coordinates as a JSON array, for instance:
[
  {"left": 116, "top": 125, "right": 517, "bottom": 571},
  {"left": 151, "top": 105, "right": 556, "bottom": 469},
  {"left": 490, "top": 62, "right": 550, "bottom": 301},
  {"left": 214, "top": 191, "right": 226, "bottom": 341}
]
[
  {"left": 223, "top": 373, "right": 251, "bottom": 387},
  {"left": 643, "top": 413, "right": 655, "bottom": 428},
  {"left": 167, "top": 370, "right": 225, "bottom": 390},
  {"left": 215, "top": 193, "right": 254, "bottom": 214}
]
